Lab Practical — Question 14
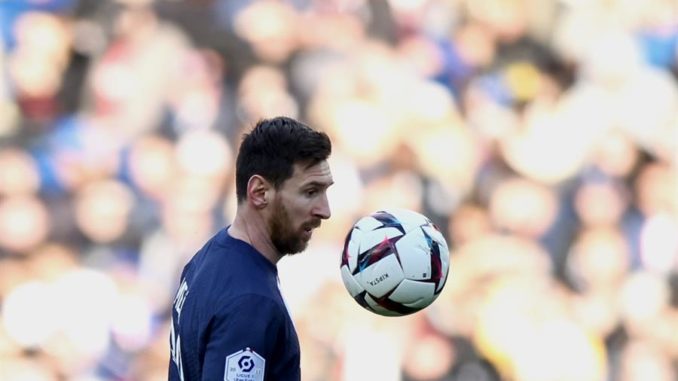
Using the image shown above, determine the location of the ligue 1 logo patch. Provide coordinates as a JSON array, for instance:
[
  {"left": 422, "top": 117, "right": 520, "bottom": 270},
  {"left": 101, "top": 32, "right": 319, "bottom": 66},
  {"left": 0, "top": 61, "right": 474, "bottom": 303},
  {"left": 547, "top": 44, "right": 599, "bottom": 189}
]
[{"left": 224, "top": 347, "right": 265, "bottom": 381}]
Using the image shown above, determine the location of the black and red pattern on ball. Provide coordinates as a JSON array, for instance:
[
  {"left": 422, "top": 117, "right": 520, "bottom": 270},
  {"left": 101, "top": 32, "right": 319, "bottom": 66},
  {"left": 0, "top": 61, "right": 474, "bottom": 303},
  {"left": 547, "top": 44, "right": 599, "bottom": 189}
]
[
  {"left": 354, "top": 290, "right": 419, "bottom": 316},
  {"left": 340, "top": 228, "right": 354, "bottom": 268},
  {"left": 342, "top": 211, "right": 403, "bottom": 269},
  {"left": 421, "top": 227, "right": 446, "bottom": 293},
  {"left": 373, "top": 289, "right": 420, "bottom": 315},
  {"left": 354, "top": 235, "right": 403, "bottom": 275},
  {"left": 372, "top": 211, "right": 406, "bottom": 234}
]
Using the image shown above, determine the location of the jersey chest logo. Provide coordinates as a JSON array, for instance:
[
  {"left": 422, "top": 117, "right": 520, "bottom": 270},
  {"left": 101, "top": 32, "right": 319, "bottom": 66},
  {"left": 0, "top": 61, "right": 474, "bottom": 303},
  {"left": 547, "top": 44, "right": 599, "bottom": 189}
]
[{"left": 224, "top": 347, "right": 265, "bottom": 381}]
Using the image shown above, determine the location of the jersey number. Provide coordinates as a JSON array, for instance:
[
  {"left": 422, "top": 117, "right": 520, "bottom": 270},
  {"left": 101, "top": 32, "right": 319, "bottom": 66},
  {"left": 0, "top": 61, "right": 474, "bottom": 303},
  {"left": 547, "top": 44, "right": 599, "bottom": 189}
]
[{"left": 171, "top": 280, "right": 189, "bottom": 381}]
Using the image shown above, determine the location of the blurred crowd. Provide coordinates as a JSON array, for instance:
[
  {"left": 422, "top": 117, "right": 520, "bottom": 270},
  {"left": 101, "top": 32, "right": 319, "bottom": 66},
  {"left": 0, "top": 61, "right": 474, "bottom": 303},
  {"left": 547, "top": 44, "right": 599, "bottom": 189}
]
[{"left": 0, "top": 0, "right": 677, "bottom": 380}]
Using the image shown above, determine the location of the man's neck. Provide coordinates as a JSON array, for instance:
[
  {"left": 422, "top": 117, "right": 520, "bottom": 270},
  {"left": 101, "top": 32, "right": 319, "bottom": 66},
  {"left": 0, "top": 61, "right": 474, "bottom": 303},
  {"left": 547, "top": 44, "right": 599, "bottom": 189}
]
[{"left": 229, "top": 207, "right": 282, "bottom": 265}]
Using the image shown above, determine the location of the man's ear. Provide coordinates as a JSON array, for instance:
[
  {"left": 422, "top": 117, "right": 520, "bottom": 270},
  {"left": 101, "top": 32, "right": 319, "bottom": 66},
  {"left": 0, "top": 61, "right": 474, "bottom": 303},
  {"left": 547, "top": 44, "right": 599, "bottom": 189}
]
[{"left": 247, "top": 175, "right": 271, "bottom": 209}]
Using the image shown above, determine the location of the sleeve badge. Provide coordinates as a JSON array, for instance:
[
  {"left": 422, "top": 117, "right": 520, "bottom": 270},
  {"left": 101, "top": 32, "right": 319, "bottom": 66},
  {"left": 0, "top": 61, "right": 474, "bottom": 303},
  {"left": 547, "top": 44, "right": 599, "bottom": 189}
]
[{"left": 224, "top": 347, "right": 265, "bottom": 381}]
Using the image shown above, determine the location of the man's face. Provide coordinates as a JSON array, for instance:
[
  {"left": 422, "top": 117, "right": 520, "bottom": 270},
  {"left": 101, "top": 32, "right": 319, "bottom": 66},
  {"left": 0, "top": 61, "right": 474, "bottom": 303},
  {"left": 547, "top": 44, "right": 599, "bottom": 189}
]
[{"left": 268, "top": 160, "right": 333, "bottom": 255}]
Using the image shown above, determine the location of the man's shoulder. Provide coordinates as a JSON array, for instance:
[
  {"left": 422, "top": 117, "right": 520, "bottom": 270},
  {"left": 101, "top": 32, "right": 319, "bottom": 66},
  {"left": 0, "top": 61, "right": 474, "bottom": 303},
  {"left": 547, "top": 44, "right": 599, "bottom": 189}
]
[
  {"left": 179, "top": 228, "right": 281, "bottom": 304},
  {"left": 222, "top": 292, "right": 287, "bottom": 313},
  {"left": 185, "top": 229, "right": 249, "bottom": 272}
]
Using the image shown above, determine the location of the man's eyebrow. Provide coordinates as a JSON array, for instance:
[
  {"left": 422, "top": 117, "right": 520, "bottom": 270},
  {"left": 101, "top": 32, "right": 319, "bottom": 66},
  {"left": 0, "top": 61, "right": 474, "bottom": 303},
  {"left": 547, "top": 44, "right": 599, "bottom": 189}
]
[{"left": 302, "top": 180, "right": 334, "bottom": 188}]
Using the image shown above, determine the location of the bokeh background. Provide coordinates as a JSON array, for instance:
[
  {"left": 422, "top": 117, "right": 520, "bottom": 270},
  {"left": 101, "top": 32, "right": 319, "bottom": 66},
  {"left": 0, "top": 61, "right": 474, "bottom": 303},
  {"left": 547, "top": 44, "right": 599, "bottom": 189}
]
[{"left": 0, "top": 0, "right": 677, "bottom": 380}]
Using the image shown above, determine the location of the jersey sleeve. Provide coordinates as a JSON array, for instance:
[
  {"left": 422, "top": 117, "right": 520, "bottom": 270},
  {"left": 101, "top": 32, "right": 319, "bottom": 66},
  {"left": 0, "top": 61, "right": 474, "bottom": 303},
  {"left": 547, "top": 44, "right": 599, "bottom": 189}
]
[{"left": 201, "top": 294, "right": 287, "bottom": 381}]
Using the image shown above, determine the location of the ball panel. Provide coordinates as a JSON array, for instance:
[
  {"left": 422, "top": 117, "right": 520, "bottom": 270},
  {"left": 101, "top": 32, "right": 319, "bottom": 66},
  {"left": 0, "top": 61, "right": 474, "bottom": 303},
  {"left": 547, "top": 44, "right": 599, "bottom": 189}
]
[
  {"left": 385, "top": 208, "right": 429, "bottom": 233},
  {"left": 429, "top": 240, "right": 445, "bottom": 293},
  {"left": 436, "top": 272, "right": 449, "bottom": 293},
  {"left": 363, "top": 293, "right": 402, "bottom": 317},
  {"left": 434, "top": 244, "right": 450, "bottom": 294},
  {"left": 358, "top": 227, "right": 404, "bottom": 254},
  {"left": 421, "top": 224, "right": 448, "bottom": 250},
  {"left": 356, "top": 254, "right": 404, "bottom": 298},
  {"left": 403, "top": 295, "right": 438, "bottom": 310},
  {"left": 370, "top": 211, "right": 406, "bottom": 234},
  {"left": 342, "top": 229, "right": 362, "bottom": 271},
  {"left": 354, "top": 215, "right": 384, "bottom": 232},
  {"left": 388, "top": 278, "right": 436, "bottom": 306},
  {"left": 394, "top": 228, "right": 433, "bottom": 280},
  {"left": 353, "top": 292, "right": 383, "bottom": 315},
  {"left": 419, "top": 225, "right": 450, "bottom": 293},
  {"left": 340, "top": 265, "right": 364, "bottom": 297},
  {"left": 362, "top": 292, "right": 423, "bottom": 316},
  {"left": 355, "top": 233, "right": 402, "bottom": 275}
]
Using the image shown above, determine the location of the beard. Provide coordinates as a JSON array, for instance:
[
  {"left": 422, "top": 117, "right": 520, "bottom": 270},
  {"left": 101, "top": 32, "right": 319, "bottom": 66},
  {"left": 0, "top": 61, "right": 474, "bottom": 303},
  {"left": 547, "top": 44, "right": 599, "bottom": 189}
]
[{"left": 269, "top": 199, "right": 309, "bottom": 255}]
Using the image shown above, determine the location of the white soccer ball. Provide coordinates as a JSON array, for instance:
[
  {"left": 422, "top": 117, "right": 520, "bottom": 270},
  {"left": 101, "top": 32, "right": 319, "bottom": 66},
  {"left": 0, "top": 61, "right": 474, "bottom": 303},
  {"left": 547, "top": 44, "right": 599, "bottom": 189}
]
[{"left": 340, "top": 208, "right": 450, "bottom": 316}]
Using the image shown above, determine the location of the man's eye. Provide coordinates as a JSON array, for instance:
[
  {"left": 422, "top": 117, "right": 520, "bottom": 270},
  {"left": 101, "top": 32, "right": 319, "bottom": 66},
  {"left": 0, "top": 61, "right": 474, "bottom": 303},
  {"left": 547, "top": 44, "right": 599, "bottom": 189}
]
[{"left": 305, "top": 189, "right": 318, "bottom": 197}]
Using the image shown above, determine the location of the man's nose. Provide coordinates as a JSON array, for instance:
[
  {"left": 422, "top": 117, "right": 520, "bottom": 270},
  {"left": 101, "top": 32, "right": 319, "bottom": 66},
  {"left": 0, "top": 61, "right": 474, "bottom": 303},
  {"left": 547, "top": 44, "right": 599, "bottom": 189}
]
[{"left": 314, "top": 193, "right": 331, "bottom": 220}]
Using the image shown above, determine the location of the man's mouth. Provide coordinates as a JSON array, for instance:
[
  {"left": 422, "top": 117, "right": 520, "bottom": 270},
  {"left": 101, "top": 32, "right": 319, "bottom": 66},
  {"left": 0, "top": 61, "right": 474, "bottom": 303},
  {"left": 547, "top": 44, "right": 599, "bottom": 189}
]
[{"left": 302, "top": 221, "right": 321, "bottom": 236}]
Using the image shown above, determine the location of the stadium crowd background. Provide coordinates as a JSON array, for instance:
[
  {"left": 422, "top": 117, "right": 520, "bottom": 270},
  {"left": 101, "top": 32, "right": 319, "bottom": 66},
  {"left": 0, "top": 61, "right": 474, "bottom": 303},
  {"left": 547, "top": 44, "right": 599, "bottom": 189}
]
[{"left": 0, "top": 0, "right": 677, "bottom": 380}]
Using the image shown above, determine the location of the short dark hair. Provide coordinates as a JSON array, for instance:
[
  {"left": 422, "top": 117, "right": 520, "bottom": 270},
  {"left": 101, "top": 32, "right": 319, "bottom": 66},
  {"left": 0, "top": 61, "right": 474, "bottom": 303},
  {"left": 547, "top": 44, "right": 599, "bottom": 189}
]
[{"left": 235, "top": 116, "right": 332, "bottom": 203}]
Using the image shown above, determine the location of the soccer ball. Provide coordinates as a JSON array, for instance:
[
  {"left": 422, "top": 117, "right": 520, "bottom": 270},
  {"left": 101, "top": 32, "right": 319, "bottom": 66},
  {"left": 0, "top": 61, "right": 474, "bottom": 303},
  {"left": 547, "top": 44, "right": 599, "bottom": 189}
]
[{"left": 340, "top": 208, "right": 450, "bottom": 316}]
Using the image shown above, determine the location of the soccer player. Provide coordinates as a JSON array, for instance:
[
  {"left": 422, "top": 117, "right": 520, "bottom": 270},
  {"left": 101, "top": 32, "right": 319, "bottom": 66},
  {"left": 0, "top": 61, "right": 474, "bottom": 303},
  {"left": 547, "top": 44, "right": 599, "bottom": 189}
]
[{"left": 169, "top": 116, "right": 333, "bottom": 381}]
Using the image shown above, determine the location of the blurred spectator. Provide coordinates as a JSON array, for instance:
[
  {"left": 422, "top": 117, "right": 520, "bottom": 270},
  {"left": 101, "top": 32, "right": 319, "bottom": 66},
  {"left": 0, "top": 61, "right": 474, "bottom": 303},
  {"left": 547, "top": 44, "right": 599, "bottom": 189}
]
[
  {"left": 0, "top": 195, "right": 51, "bottom": 254},
  {"left": 0, "top": 147, "right": 40, "bottom": 196}
]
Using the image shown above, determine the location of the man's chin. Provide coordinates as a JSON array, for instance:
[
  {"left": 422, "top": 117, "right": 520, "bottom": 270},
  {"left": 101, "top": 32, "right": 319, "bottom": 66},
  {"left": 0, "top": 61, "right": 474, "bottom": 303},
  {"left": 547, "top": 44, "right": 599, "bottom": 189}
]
[
  {"left": 288, "top": 241, "right": 308, "bottom": 255},
  {"left": 274, "top": 238, "right": 308, "bottom": 256}
]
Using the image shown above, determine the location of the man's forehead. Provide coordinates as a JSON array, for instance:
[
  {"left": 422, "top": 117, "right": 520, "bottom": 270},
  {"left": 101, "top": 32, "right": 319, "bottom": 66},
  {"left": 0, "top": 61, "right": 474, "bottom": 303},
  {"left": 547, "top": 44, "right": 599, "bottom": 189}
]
[{"left": 291, "top": 161, "right": 333, "bottom": 186}]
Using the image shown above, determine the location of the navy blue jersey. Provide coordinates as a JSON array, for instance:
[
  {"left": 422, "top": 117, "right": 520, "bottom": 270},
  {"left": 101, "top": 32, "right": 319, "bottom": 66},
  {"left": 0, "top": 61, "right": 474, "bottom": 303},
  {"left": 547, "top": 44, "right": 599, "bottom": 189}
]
[{"left": 169, "top": 228, "right": 300, "bottom": 381}]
